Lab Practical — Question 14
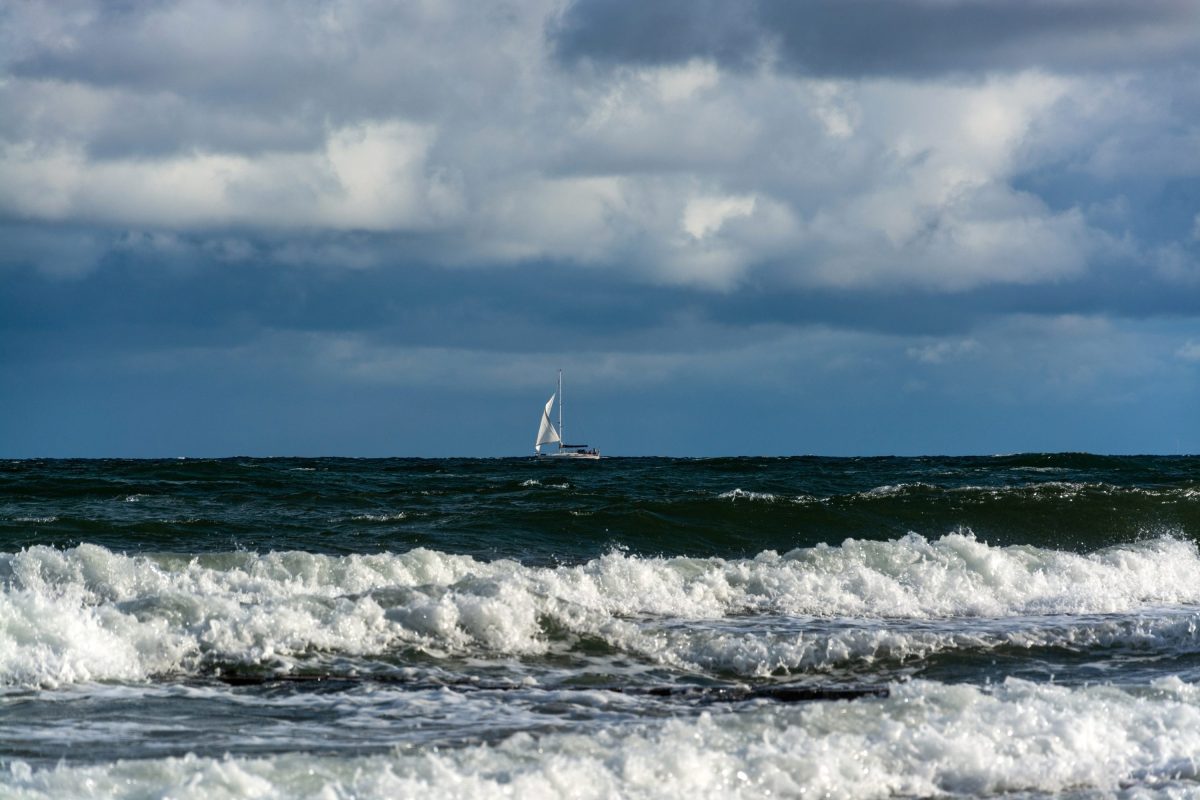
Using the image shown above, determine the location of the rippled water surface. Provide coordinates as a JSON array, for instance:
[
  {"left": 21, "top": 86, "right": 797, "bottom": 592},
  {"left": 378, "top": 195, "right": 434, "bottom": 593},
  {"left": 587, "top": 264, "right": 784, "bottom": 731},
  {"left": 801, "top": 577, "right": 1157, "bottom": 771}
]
[{"left": 2, "top": 455, "right": 1199, "bottom": 797}]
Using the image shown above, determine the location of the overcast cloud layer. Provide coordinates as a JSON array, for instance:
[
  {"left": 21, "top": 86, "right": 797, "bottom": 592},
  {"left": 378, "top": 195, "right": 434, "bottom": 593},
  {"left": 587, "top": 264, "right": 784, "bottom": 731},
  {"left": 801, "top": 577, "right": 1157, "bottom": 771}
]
[{"left": 2, "top": 0, "right": 1198, "bottom": 455}]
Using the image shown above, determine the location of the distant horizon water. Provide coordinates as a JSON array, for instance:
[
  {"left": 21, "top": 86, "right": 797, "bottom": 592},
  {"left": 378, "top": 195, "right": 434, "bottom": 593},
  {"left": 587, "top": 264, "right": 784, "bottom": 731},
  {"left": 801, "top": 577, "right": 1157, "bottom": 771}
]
[{"left": 7, "top": 449, "right": 1200, "bottom": 460}]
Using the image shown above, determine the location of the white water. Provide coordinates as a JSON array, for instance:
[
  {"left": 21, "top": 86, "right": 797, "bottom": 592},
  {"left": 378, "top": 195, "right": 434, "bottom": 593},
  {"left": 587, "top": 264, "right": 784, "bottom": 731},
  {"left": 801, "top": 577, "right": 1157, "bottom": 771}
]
[
  {"left": 5, "top": 679, "right": 1200, "bottom": 799},
  {"left": 2, "top": 533, "right": 1200, "bottom": 686}
]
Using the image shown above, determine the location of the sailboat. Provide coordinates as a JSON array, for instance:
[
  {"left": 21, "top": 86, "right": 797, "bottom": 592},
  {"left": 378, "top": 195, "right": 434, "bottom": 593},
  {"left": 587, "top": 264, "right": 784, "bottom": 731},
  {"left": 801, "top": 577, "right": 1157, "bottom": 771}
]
[{"left": 535, "top": 370, "right": 600, "bottom": 459}]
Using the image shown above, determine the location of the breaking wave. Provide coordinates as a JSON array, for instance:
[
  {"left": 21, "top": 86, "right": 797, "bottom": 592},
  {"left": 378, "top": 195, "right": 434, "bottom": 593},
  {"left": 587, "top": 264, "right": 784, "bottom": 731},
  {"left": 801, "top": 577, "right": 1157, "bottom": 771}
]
[
  {"left": 3, "top": 533, "right": 1200, "bottom": 687},
  {"left": 6, "top": 679, "right": 1200, "bottom": 798}
]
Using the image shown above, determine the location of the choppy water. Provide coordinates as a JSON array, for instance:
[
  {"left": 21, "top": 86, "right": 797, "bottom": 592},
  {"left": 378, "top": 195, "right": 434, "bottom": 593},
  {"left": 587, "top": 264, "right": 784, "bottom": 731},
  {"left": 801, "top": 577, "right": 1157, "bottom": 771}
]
[{"left": 2, "top": 455, "right": 1199, "bottom": 798}]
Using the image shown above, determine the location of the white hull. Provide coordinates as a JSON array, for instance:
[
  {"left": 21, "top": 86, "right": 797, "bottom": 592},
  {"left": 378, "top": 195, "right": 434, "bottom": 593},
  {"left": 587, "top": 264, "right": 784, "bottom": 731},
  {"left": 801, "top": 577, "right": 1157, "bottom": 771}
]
[{"left": 538, "top": 451, "right": 600, "bottom": 460}]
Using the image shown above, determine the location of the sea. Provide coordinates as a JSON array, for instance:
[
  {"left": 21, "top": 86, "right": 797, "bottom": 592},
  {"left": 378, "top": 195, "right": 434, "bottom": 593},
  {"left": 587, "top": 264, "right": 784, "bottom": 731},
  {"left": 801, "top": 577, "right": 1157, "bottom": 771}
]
[{"left": 1, "top": 454, "right": 1199, "bottom": 799}]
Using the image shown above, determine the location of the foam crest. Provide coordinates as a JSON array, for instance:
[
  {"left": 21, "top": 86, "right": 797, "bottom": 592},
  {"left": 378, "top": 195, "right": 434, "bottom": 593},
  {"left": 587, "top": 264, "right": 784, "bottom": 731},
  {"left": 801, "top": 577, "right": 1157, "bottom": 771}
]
[
  {"left": 6, "top": 680, "right": 1200, "bottom": 798},
  {"left": 2, "top": 534, "right": 1200, "bottom": 685},
  {"left": 616, "top": 612, "right": 1200, "bottom": 677},
  {"left": 860, "top": 482, "right": 935, "bottom": 498},
  {"left": 521, "top": 479, "right": 569, "bottom": 489},
  {"left": 775, "top": 532, "right": 1200, "bottom": 617},
  {"left": 717, "top": 489, "right": 781, "bottom": 502},
  {"left": 0, "top": 545, "right": 497, "bottom": 685}
]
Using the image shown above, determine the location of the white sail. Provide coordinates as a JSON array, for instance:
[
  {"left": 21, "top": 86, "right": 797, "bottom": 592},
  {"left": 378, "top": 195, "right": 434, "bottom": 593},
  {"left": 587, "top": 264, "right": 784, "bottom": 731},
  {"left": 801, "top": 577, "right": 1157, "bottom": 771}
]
[{"left": 535, "top": 393, "right": 561, "bottom": 452}]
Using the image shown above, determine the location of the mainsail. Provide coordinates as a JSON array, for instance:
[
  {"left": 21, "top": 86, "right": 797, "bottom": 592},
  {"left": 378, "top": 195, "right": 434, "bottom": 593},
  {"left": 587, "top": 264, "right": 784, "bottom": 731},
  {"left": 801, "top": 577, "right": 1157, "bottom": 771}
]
[{"left": 535, "top": 393, "right": 561, "bottom": 452}]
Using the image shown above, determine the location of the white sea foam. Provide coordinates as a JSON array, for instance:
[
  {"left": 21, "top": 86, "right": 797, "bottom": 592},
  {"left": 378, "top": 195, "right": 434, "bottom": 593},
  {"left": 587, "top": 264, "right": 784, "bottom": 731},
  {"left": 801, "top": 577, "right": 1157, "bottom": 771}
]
[
  {"left": 6, "top": 679, "right": 1200, "bottom": 798},
  {"left": 717, "top": 489, "right": 830, "bottom": 504},
  {"left": 718, "top": 489, "right": 780, "bottom": 502},
  {"left": 856, "top": 481, "right": 1200, "bottom": 501},
  {"left": 859, "top": 482, "right": 940, "bottom": 498},
  {"left": 347, "top": 512, "right": 407, "bottom": 522},
  {"left": 624, "top": 611, "right": 1200, "bottom": 677},
  {"left": 522, "top": 478, "right": 570, "bottom": 489},
  {"left": 2, "top": 534, "right": 1200, "bottom": 686}
]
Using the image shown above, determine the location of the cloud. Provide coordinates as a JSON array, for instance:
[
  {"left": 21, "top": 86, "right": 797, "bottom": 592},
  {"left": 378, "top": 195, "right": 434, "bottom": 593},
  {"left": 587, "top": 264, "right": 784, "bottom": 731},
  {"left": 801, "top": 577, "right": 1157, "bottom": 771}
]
[
  {"left": 894, "top": 314, "right": 1187, "bottom": 405},
  {"left": 1, "top": 0, "right": 1198, "bottom": 302},
  {"left": 907, "top": 339, "right": 980, "bottom": 365},
  {"left": 0, "top": 223, "right": 106, "bottom": 277},
  {"left": 0, "top": 120, "right": 462, "bottom": 231},
  {"left": 683, "top": 194, "right": 756, "bottom": 239},
  {"left": 552, "top": 0, "right": 1200, "bottom": 77},
  {"left": 1179, "top": 341, "right": 1200, "bottom": 362},
  {"left": 1153, "top": 244, "right": 1200, "bottom": 285}
]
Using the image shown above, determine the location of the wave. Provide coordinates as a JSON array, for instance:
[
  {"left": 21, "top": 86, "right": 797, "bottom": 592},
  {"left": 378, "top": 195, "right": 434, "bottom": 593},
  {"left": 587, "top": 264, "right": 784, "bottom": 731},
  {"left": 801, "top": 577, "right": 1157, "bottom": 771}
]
[
  {"left": 719, "top": 480, "right": 1200, "bottom": 503},
  {"left": 707, "top": 481, "right": 1200, "bottom": 514},
  {"left": 717, "top": 489, "right": 783, "bottom": 502},
  {"left": 7, "top": 456, "right": 1197, "bottom": 564},
  {"left": 522, "top": 478, "right": 570, "bottom": 489},
  {"left": 5, "top": 679, "right": 1200, "bottom": 798},
  {"left": 346, "top": 512, "right": 408, "bottom": 522},
  {"left": 621, "top": 611, "right": 1200, "bottom": 678},
  {"left": 3, "top": 534, "right": 1200, "bottom": 686}
]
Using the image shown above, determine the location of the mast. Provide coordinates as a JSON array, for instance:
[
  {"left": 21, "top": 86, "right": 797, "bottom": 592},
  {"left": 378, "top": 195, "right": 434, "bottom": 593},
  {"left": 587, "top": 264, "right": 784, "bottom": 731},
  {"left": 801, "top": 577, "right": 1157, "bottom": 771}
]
[{"left": 557, "top": 368, "right": 563, "bottom": 452}]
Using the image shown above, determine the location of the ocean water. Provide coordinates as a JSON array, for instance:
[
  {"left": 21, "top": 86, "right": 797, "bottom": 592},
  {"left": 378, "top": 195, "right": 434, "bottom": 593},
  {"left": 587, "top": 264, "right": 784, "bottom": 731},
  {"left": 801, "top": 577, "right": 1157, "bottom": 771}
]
[{"left": 1, "top": 454, "right": 1199, "bottom": 798}]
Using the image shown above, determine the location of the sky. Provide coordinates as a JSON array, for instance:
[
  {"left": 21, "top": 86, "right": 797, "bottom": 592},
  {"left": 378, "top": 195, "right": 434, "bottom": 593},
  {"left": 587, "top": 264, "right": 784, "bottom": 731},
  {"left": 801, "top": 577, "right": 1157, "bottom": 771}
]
[{"left": 2, "top": 0, "right": 1199, "bottom": 457}]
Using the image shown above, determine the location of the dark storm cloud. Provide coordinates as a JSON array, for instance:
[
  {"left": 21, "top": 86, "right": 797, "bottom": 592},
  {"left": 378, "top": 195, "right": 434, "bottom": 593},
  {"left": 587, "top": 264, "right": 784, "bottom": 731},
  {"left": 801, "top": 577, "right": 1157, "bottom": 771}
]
[
  {"left": 4, "top": 221, "right": 1197, "bottom": 457},
  {"left": 0, "top": 225, "right": 690, "bottom": 362},
  {"left": 550, "top": 0, "right": 765, "bottom": 70},
  {"left": 4, "top": 223, "right": 1196, "bottom": 373},
  {"left": 551, "top": 0, "right": 1200, "bottom": 77}
]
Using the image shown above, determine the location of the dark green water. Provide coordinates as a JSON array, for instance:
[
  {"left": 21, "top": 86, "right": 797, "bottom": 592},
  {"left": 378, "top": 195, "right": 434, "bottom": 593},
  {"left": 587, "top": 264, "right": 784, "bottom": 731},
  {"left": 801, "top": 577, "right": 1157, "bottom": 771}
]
[
  {"left": 1, "top": 455, "right": 1199, "bottom": 798},
  {"left": 4, "top": 454, "right": 1196, "bottom": 559}
]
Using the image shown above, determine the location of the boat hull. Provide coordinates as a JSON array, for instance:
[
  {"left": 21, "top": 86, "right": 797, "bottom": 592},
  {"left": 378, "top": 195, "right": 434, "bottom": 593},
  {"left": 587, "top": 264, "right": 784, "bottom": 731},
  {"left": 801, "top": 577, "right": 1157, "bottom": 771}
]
[{"left": 536, "top": 452, "right": 601, "bottom": 460}]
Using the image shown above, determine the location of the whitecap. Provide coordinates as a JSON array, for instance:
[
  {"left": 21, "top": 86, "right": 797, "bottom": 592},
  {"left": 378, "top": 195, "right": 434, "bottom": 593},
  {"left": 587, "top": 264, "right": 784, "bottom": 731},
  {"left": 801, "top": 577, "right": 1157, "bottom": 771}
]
[
  {"left": 717, "top": 489, "right": 778, "bottom": 502},
  {"left": 858, "top": 482, "right": 936, "bottom": 499},
  {"left": 4, "top": 534, "right": 1200, "bottom": 686},
  {"left": 6, "top": 680, "right": 1200, "bottom": 798}
]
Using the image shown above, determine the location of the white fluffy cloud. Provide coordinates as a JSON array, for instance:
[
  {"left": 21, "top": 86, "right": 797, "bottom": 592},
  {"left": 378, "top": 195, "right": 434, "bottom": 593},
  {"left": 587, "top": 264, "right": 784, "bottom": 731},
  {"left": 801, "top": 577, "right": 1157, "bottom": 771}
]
[
  {"left": 0, "top": 0, "right": 1195, "bottom": 295},
  {"left": 0, "top": 120, "right": 459, "bottom": 230}
]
